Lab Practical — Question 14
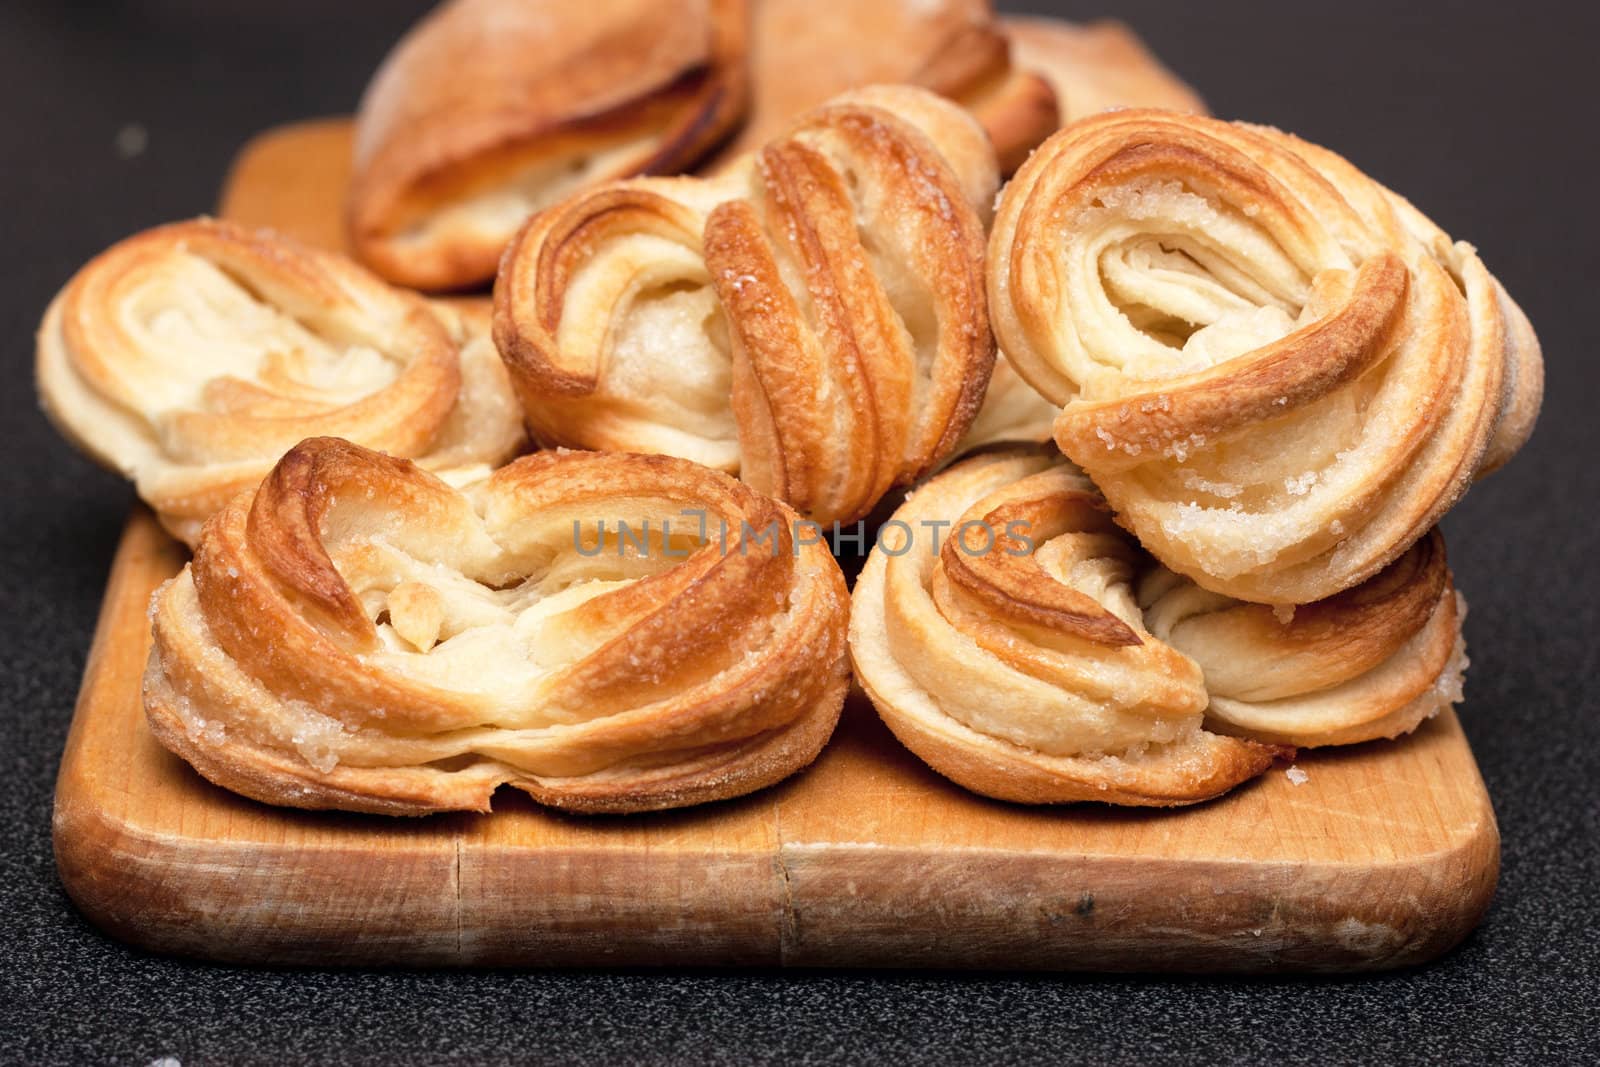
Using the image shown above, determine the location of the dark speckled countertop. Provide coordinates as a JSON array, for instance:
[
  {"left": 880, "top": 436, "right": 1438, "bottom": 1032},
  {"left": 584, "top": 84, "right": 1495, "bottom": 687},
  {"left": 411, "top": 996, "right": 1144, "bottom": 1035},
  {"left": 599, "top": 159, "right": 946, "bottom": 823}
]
[{"left": 2, "top": 1, "right": 1597, "bottom": 1063}]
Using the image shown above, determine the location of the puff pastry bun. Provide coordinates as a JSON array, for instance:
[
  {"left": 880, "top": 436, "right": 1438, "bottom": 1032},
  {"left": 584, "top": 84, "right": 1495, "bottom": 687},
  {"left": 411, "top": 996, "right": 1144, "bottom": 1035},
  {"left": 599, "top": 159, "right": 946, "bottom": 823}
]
[
  {"left": 709, "top": 0, "right": 1057, "bottom": 175},
  {"left": 990, "top": 110, "right": 1542, "bottom": 604},
  {"left": 348, "top": 0, "right": 749, "bottom": 291},
  {"left": 495, "top": 86, "right": 997, "bottom": 526},
  {"left": 36, "top": 219, "right": 524, "bottom": 545},
  {"left": 145, "top": 437, "right": 850, "bottom": 815},
  {"left": 849, "top": 448, "right": 1469, "bottom": 804}
]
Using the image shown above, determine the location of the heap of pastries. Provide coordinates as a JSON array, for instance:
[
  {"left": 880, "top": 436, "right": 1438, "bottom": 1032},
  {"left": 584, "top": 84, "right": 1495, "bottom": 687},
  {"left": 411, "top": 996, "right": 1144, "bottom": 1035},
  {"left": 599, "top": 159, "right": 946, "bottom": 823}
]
[{"left": 36, "top": 2, "right": 1541, "bottom": 814}]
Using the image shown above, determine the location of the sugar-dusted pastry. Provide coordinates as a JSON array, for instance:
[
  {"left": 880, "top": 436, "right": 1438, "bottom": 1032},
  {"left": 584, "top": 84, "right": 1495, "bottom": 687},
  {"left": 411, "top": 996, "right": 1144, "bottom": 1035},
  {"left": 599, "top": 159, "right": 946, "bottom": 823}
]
[
  {"left": 1141, "top": 529, "right": 1468, "bottom": 748},
  {"left": 1002, "top": 17, "right": 1206, "bottom": 123},
  {"left": 348, "top": 0, "right": 749, "bottom": 291},
  {"left": 707, "top": 0, "right": 1057, "bottom": 175},
  {"left": 989, "top": 110, "right": 1543, "bottom": 604},
  {"left": 35, "top": 219, "right": 524, "bottom": 545},
  {"left": 145, "top": 438, "right": 850, "bottom": 815},
  {"left": 495, "top": 86, "right": 996, "bottom": 526},
  {"left": 850, "top": 447, "right": 1284, "bottom": 805},
  {"left": 851, "top": 448, "right": 1472, "bottom": 802}
]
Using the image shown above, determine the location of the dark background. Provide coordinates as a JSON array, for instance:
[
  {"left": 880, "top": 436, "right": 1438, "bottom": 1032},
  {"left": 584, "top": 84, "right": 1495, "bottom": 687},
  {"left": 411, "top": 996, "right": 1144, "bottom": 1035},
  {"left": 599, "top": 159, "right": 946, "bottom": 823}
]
[{"left": 3, "top": 1, "right": 1597, "bottom": 1063}]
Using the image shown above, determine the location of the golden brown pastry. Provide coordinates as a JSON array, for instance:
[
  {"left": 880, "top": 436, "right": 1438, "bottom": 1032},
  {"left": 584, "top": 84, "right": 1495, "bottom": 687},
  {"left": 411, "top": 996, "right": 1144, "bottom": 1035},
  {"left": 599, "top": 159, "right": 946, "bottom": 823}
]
[
  {"left": 1002, "top": 17, "right": 1206, "bottom": 123},
  {"left": 347, "top": 0, "right": 750, "bottom": 291},
  {"left": 989, "top": 110, "right": 1543, "bottom": 604},
  {"left": 35, "top": 218, "right": 525, "bottom": 545},
  {"left": 955, "top": 18, "right": 1206, "bottom": 454},
  {"left": 1141, "top": 529, "right": 1468, "bottom": 748},
  {"left": 708, "top": 0, "right": 1057, "bottom": 175},
  {"left": 849, "top": 447, "right": 1284, "bottom": 805},
  {"left": 495, "top": 86, "right": 997, "bottom": 526},
  {"left": 145, "top": 437, "right": 850, "bottom": 815},
  {"left": 850, "top": 447, "right": 1470, "bottom": 803}
]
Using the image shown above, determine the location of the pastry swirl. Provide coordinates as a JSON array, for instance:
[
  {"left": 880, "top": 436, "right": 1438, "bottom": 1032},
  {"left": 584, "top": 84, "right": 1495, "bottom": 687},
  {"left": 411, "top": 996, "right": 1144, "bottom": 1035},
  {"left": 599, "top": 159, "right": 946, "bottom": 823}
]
[
  {"left": 1141, "top": 529, "right": 1468, "bottom": 748},
  {"left": 956, "top": 20, "right": 1208, "bottom": 455},
  {"left": 989, "top": 110, "right": 1543, "bottom": 603},
  {"left": 495, "top": 86, "right": 997, "bottom": 525},
  {"left": 849, "top": 448, "right": 1283, "bottom": 805},
  {"left": 348, "top": 0, "right": 749, "bottom": 291},
  {"left": 851, "top": 448, "right": 1470, "bottom": 803},
  {"left": 36, "top": 219, "right": 524, "bottom": 545},
  {"left": 145, "top": 438, "right": 850, "bottom": 815}
]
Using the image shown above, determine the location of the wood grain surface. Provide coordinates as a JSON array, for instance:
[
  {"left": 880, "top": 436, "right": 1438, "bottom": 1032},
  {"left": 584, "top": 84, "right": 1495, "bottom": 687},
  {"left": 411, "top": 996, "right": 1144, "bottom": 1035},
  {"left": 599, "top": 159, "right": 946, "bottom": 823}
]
[{"left": 51, "top": 121, "right": 1500, "bottom": 970}]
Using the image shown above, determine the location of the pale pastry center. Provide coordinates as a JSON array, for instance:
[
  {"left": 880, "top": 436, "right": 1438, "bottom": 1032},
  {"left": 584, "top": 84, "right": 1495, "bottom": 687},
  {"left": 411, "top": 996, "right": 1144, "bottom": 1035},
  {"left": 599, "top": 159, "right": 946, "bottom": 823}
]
[{"left": 121, "top": 252, "right": 399, "bottom": 414}]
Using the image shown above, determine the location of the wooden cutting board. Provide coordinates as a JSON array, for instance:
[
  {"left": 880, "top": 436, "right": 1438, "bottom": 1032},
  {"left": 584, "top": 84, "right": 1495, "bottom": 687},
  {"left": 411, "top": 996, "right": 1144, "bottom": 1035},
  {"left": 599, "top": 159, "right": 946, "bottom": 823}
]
[{"left": 51, "top": 120, "right": 1500, "bottom": 970}]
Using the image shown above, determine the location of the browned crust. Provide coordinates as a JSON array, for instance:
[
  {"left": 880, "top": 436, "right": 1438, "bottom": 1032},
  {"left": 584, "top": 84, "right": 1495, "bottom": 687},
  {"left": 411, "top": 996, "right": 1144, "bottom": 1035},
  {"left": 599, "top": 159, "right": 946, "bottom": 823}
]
[
  {"left": 492, "top": 184, "right": 708, "bottom": 424},
  {"left": 940, "top": 493, "right": 1143, "bottom": 646},
  {"left": 348, "top": 0, "right": 750, "bottom": 290},
  {"left": 518, "top": 661, "right": 848, "bottom": 813},
  {"left": 1192, "top": 529, "right": 1450, "bottom": 674},
  {"left": 705, "top": 0, "right": 1057, "bottom": 174},
  {"left": 705, "top": 102, "right": 994, "bottom": 520},
  {"left": 1053, "top": 252, "right": 1410, "bottom": 459},
  {"left": 1147, "top": 530, "right": 1466, "bottom": 748},
  {"left": 966, "top": 71, "right": 1059, "bottom": 175},
  {"left": 988, "top": 109, "right": 1541, "bottom": 604},
  {"left": 495, "top": 87, "right": 995, "bottom": 524},
  {"left": 146, "top": 644, "right": 849, "bottom": 816},
  {"left": 147, "top": 438, "right": 852, "bottom": 816},
  {"left": 1001, "top": 16, "right": 1208, "bottom": 123},
  {"left": 864, "top": 679, "right": 1286, "bottom": 807},
  {"left": 901, "top": 13, "right": 1059, "bottom": 172},
  {"left": 35, "top": 217, "right": 487, "bottom": 544},
  {"left": 848, "top": 446, "right": 1289, "bottom": 807}
]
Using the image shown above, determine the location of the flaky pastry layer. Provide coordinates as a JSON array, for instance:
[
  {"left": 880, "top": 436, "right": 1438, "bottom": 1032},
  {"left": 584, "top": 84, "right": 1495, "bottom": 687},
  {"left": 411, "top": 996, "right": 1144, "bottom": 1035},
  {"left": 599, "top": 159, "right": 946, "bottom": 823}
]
[
  {"left": 495, "top": 85, "right": 998, "bottom": 526},
  {"left": 145, "top": 438, "right": 850, "bottom": 815},
  {"left": 348, "top": 0, "right": 750, "bottom": 291},
  {"left": 850, "top": 448, "right": 1469, "bottom": 805},
  {"left": 36, "top": 219, "right": 524, "bottom": 544},
  {"left": 989, "top": 110, "right": 1543, "bottom": 604},
  {"left": 704, "top": 0, "right": 1058, "bottom": 175}
]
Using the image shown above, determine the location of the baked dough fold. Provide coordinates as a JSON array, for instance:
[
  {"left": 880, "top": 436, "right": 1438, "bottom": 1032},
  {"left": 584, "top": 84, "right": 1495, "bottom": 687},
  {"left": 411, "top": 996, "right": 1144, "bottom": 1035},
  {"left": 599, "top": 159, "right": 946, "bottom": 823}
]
[
  {"left": 1141, "top": 529, "right": 1468, "bottom": 748},
  {"left": 707, "top": 0, "right": 1057, "bottom": 175},
  {"left": 959, "top": 19, "right": 1208, "bottom": 453},
  {"left": 850, "top": 448, "right": 1469, "bottom": 804},
  {"left": 989, "top": 110, "right": 1543, "bottom": 604},
  {"left": 145, "top": 437, "right": 850, "bottom": 815},
  {"left": 36, "top": 219, "right": 524, "bottom": 545},
  {"left": 850, "top": 448, "right": 1282, "bottom": 805},
  {"left": 347, "top": 0, "right": 750, "bottom": 291},
  {"left": 1002, "top": 17, "right": 1206, "bottom": 125},
  {"left": 495, "top": 86, "right": 997, "bottom": 525}
]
